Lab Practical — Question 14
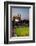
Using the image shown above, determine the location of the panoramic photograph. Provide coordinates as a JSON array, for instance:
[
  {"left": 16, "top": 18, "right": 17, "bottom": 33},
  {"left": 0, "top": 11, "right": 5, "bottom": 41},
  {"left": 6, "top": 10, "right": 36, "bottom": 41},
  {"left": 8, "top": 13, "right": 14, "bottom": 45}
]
[{"left": 10, "top": 7, "right": 29, "bottom": 37}]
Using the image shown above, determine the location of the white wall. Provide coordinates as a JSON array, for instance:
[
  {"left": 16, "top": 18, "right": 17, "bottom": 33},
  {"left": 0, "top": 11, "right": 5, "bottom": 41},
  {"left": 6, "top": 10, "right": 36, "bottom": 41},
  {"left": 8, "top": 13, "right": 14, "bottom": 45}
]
[{"left": 0, "top": 0, "right": 36, "bottom": 46}]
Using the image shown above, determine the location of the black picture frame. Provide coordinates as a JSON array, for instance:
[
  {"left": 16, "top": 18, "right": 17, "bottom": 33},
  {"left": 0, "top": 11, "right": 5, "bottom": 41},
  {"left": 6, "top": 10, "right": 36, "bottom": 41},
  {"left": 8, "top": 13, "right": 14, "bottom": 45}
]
[{"left": 4, "top": 1, "right": 35, "bottom": 44}]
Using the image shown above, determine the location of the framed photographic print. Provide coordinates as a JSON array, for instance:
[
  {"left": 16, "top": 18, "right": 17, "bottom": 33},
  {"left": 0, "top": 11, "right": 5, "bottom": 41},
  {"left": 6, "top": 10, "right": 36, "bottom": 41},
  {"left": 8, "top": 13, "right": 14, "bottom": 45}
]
[{"left": 4, "top": 1, "right": 35, "bottom": 44}]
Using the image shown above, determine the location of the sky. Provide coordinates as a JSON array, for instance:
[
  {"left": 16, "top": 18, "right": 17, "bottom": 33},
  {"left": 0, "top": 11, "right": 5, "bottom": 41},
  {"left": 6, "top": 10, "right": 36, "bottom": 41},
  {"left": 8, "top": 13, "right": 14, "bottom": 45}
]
[{"left": 12, "top": 7, "right": 29, "bottom": 20}]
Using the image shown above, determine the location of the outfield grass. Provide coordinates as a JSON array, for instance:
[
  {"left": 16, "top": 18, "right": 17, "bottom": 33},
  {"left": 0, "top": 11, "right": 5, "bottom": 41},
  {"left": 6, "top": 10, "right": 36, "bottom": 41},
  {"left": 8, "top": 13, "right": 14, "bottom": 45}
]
[{"left": 15, "top": 26, "right": 29, "bottom": 36}]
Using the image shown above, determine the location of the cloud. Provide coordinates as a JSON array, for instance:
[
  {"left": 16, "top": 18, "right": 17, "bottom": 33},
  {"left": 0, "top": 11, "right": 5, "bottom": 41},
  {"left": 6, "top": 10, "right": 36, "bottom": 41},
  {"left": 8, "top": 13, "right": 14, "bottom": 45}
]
[{"left": 12, "top": 7, "right": 29, "bottom": 20}]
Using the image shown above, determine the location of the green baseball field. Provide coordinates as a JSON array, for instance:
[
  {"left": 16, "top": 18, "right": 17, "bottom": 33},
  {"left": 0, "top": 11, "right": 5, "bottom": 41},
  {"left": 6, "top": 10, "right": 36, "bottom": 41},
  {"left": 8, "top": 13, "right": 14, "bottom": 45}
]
[{"left": 15, "top": 26, "right": 29, "bottom": 36}]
